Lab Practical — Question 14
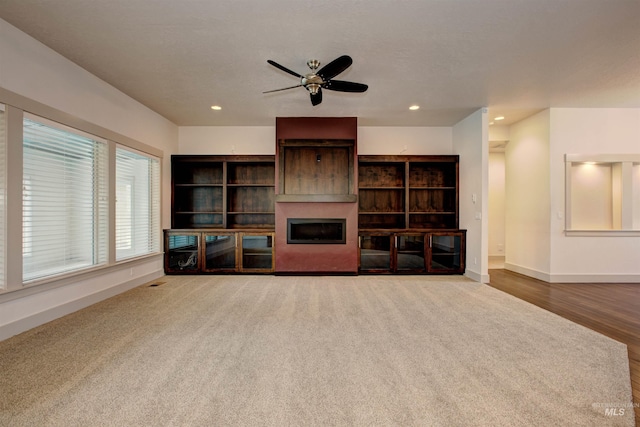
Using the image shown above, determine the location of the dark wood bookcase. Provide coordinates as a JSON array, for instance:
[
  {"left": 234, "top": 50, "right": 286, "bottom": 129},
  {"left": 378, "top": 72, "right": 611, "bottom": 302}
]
[
  {"left": 357, "top": 155, "right": 465, "bottom": 274},
  {"left": 358, "top": 160, "right": 406, "bottom": 228},
  {"left": 171, "top": 155, "right": 275, "bottom": 229},
  {"left": 168, "top": 155, "right": 275, "bottom": 274},
  {"left": 358, "top": 155, "right": 459, "bottom": 230},
  {"left": 168, "top": 152, "right": 465, "bottom": 276}
]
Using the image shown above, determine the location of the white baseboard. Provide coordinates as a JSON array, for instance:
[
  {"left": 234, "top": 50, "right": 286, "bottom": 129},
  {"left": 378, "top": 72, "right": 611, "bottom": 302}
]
[
  {"left": 504, "top": 263, "right": 640, "bottom": 283},
  {"left": 465, "top": 269, "right": 490, "bottom": 284},
  {"left": 0, "top": 271, "right": 163, "bottom": 342},
  {"left": 504, "top": 263, "right": 550, "bottom": 282},
  {"left": 547, "top": 273, "right": 640, "bottom": 283}
]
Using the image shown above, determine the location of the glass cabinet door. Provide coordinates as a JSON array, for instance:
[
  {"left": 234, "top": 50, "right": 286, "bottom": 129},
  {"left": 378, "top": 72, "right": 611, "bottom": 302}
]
[
  {"left": 427, "top": 232, "right": 465, "bottom": 273},
  {"left": 359, "top": 234, "right": 392, "bottom": 273},
  {"left": 203, "top": 233, "right": 237, "bottom": 272},
  {"left": 395, "top": 234, "right": 426, "bottom": 273},
  {"left": 165, "top": 232, "right": 200, "bottom": 273},
  {"left": 240, "top": 233, "right": 274, "bottom": 272}
]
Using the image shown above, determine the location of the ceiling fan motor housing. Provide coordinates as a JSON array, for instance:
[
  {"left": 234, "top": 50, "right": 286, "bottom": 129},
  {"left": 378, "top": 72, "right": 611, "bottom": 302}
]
[{"left": 301, "top": 74, "right": 323, "bottom": 94}]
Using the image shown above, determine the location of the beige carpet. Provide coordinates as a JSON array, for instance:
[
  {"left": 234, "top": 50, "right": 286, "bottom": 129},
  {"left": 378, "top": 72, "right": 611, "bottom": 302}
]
[{"left": 0, "top": 275, "right": 634, "bottom": 426}]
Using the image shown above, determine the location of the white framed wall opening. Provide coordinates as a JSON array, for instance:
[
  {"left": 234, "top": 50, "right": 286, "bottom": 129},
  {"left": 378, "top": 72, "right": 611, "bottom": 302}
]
[{"left": 565, "top": 154, "right": 640, "bottom": 236}]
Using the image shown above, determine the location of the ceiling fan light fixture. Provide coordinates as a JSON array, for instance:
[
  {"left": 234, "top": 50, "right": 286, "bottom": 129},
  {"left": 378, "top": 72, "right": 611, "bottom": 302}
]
[
  {"left": 265, "top": 55, "right": 368, "bottom": 106},
  {"left": 306, "top": 84, "right": 321, "bottom": 95}
]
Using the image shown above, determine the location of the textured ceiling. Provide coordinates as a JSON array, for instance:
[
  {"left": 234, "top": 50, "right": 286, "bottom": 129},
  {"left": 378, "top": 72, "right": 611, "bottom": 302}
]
[{"left": 1, "top": 0, "right": 639, "bottom": 127}]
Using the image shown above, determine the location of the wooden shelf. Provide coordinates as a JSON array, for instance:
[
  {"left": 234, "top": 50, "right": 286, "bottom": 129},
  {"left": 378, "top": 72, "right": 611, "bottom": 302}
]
[
  {"left": 171, "top": 155, "right": 275, "bottom": 230},
  {"left": 275, "top": 194, "right": 358, "bottom": 203},
  {"left": 358, "top": 155, "right": 459, "bottom": 231}
]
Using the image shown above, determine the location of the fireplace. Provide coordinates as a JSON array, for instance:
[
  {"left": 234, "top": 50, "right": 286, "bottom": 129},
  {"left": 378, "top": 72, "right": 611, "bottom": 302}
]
[
  {"left": 287, "top": 218, "right": 346, "bottom": 244},
  {"left": 274, "top": 117, "right": 358, "bottom": 274}
]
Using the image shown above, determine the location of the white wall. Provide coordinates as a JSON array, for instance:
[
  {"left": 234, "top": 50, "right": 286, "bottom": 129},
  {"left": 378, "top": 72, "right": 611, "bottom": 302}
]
[
  {"left": 178, "top": 125, "right": 454, "bottom": 156},
  {"left": 634, "top": 164, "right": 640, "bottom": 229},
  {"left": 0, "top": 19, "right": 179, "bottom": 232},
  {"left": 179, "top": 127, "right": 274, "bottom": 154},
  {"left": 548, "top": 108, "right": 640, "bottom": 282},
  {"left": 453, "top": 109, "right": 489, "bottom": 283},
  {"left": 505, "top": 110, "right": 551, "bottom": 280},
  {"left": 358, "top": 127, "right": 453, "bottom": 155},
  {"left": 488, "top": 153, "right": 506, "bottom": 256},
  {"left": 0, "top": 18, "right": 178, "bottom": 341}
]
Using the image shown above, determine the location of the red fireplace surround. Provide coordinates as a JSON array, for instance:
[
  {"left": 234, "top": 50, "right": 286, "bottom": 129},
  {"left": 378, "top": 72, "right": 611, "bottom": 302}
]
[{"left": 274, "top": 117, "right": 359, "bottom": 274}]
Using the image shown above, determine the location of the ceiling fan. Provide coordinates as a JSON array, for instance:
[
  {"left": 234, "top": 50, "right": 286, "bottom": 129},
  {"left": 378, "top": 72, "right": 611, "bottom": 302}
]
[{"left": 264, "top": 55, "right": 368, "bottom": 106}]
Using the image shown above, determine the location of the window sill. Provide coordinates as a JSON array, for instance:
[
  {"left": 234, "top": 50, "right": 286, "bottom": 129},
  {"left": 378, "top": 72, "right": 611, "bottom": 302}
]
[{"left": 0, "top": 253, "right": 162, "bottom": 302}]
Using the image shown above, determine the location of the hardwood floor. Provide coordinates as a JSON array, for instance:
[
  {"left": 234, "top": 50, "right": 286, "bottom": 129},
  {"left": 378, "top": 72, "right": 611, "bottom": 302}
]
[{"left": 488, "top": 269, "right": 640, "bottom": 424}]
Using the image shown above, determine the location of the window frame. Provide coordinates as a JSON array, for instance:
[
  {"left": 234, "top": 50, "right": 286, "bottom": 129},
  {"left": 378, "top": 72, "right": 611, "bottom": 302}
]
[
  {"left": 0, "top": 104, "right": 6, "bottom": 289},
  {"left": 115, "top": 145, "right": 161, "bottom": 262},
  {"left": 21, "top": 114, "right": 110, "bottom": 283},
  {"left": 0, "top": 89, "right": 164, "bottom": 296}
]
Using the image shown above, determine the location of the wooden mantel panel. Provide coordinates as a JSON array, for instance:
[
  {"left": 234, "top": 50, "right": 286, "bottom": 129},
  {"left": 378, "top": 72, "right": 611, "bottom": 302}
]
[{"left": 276, "top": 117, "right": 358, "bottom": 140}]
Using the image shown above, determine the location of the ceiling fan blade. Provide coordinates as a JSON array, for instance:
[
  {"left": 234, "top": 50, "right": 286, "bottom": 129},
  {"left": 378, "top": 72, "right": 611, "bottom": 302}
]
[
  {"left": 310, "top": 89, "right": 322, "bottom": 106},
  {"left": 263, "top": 84, "right": 303, "bottom": 94},
  {"left": 323, "top": 80, "right": 368, "bottom": 93},
  {"left": 316, "top": 55, "right": 352, "bottom": 80},
  {"left": 267, "top": 60, "right": 302, "bottom": 78}
]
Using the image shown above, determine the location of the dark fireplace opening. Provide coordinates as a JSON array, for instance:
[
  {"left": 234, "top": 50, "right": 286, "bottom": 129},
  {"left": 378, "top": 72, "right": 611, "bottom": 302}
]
[{"left": 287, "top": 218, "right": 346, "bottom": 244}]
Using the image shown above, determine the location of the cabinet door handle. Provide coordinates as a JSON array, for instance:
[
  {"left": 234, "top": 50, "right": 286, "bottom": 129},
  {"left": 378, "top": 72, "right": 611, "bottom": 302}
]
[
  {"left": 429, "top": 235, "right": 432, "bottom": 248},
  {"left": 358, "top": 236, "right": 361, "bottom": 248}
]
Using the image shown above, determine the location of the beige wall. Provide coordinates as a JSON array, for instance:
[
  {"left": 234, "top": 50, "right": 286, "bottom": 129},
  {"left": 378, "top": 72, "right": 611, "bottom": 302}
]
[
  {"left": 0, "top": 18, "right": 178, "bottom": 340},
  {"left": 453, "top": 109, "right": 489, "bottom": 283},
  {"left": 548, "top": 108, "right": 640, "bottom": 281},
  {"left": 506, "top": 108, "right": 640, "bottom": 282},
  {"left": 178, "top": 125, "right": 454, "bottom": 156},
  {"left": 488, "top": 153, "right": 505, "bottom": 256},
  {"left": 505, "top": 110, "right": 551, "bottom": 280}
]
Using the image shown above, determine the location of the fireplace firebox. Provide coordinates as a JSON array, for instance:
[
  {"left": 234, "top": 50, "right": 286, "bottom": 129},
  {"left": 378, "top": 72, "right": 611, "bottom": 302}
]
[{"left": 287, "top": 219, "right": 346, "bottom": 244}]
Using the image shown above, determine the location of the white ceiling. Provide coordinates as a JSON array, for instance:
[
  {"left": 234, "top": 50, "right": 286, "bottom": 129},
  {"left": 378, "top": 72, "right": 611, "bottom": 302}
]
[{"left": 1, "top": 0, "right": 639, "bottom": 127}]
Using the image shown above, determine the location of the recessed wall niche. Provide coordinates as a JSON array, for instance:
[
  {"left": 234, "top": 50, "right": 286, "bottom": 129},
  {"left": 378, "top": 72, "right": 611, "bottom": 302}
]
[{"left": 565, "top": 154, "right": 640, "bottom": 235}]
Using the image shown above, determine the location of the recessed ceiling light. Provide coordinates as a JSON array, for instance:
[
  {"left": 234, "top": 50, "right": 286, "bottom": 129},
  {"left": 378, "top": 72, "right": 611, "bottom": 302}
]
[
  {"left": 211, "top": 105, "right": 222, "bottom": 111},
  {"left": 494, "top": 116, "right": 504, "bottom": 121},
  {"left": 409, "top": 105, "right": 420, "bottom": 110},
  {"left": 489, "top": 122, "right": 494, "bottom": 126}
]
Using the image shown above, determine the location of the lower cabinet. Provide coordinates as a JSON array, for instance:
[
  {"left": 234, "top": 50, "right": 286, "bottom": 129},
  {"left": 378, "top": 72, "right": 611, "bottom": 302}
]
[
  {"left": 426, "top": 231, "right": 466, "bottom": 274},
  {"left": 165, "top": 229, "right": 464, "bottom": 275},
  {"left": 165, "top": 232, "right": 201, "bottom": 273},
  {"left": 165, "top": 230, "right": 274, "bottom": 274},
  {"left": 240, "top": 233, "right": 274, "bottom": 272},
  {"left": 359, "top": 230, "right": 466, "bottom": 274}
]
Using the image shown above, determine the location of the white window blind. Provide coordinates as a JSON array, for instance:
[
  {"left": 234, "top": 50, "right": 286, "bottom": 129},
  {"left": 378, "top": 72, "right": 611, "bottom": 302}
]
[
  {"left": 23, "top": 117, "right": 108, "bottom": 282},
  {"left": 0, "top": 104, "right": 6, "bottom": 289},
  {"left": 115, "top": 147, "right": 160, "bottom": 261}
]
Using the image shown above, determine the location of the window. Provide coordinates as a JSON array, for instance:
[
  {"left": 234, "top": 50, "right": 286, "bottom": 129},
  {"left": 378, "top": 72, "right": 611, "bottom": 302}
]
[
  {"left": 0, "top": 104, "right": 5, "bottom": 289},
  {"left": 115, "top": 147, "right": 160, "bottom": 261},
  {"left": 22, "top": 116, "right": 108, "bottom": 282}
]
